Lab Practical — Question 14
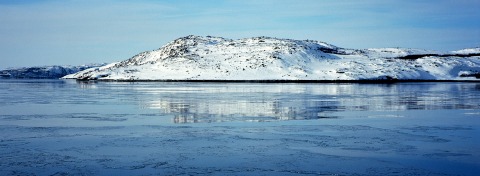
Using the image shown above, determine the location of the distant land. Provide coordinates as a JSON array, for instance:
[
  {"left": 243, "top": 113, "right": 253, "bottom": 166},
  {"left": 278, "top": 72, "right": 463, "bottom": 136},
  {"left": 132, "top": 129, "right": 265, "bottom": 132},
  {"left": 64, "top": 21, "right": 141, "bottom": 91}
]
[
  {"left": 0, "top": 64, "right": 105, "bottom": 79},
  {"left": 3, "top": 35, "right": 480, "bottom": 81}
]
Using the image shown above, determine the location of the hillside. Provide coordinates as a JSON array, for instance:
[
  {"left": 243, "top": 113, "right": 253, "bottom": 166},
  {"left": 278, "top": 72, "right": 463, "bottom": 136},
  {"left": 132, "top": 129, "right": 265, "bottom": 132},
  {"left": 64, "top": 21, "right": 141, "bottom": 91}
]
[{"left": 63, "top": 35, "right": 480, "bottom": 81}]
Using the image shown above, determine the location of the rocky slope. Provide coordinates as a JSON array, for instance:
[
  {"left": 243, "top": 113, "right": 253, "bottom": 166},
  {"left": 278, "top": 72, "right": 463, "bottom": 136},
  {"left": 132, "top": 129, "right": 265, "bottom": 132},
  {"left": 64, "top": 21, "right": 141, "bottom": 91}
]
[{"left": 63, "top": 35, "right": 480, "bottom": 81}]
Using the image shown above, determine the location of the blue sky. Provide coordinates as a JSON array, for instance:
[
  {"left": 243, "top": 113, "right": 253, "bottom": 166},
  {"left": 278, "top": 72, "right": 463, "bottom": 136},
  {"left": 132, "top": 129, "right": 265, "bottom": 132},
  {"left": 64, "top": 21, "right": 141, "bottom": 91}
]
[{"left": 1, "top": 0, "right": 479, "bottom": 69}]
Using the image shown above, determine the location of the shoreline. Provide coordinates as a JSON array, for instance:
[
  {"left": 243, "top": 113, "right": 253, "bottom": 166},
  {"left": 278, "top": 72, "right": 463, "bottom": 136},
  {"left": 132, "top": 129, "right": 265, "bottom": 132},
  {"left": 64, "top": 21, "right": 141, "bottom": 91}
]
[{"left": 68, "top": 79, "right": 480, "bottom": 83}]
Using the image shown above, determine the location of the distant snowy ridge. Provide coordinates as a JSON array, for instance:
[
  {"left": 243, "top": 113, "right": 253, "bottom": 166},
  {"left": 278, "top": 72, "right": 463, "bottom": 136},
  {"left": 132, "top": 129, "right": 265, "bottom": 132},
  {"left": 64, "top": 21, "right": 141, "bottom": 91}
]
[
  {"left": 1, "top": 64, "right": 106, "bottom": 79},
  {"left": 63, "top": 35, "right": 480, "bottom": 81},
  {"left": 451, "top": 47, "right": 480, "bottom": 54}
]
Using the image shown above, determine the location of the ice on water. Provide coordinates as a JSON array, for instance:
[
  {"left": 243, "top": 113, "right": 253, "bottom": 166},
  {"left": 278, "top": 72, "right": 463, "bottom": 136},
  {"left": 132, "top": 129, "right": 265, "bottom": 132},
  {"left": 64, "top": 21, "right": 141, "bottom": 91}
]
[{"left": 0, "top": 80, "right": 479, "bottom": 175}]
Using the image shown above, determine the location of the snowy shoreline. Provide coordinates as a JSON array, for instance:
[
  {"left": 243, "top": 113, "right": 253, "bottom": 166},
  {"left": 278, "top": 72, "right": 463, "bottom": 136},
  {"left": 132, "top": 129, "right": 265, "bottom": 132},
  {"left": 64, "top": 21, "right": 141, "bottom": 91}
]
[{"left": 68, "top": 79, "right": 480, "bottom": 83}]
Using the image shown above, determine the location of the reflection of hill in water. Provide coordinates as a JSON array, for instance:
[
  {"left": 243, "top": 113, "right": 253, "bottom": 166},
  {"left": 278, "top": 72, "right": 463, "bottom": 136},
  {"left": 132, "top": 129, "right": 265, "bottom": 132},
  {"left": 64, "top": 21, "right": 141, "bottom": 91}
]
[
  {"left": 147, "top": 99, "right": 341, "bottom": 123},
  {"left": 136, "top": 83, "right": 480, "bottom": 123}
]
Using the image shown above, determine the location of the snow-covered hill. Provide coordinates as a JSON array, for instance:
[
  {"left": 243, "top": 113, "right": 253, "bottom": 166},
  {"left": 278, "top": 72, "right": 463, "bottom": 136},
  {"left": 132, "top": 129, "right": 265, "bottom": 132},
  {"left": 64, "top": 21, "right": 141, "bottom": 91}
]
[
  {"left": 63, "top": 35, "right": 480, "bottom": 81},
  {"left": 1, "top": 64, "right": 105, "bottom": 79}
]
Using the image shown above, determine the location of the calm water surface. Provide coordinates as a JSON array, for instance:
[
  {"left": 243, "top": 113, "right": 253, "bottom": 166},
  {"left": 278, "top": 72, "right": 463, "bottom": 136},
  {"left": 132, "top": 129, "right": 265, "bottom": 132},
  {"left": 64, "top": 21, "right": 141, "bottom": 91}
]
[{"left": 0, "top": 80, "right": 479, "bottom": 175}]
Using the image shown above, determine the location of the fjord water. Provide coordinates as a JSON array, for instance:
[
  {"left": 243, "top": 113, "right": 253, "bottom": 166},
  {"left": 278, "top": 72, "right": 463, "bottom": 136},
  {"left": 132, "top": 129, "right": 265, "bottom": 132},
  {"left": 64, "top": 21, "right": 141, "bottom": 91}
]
[{"left": 0, "top": 80, "right": 479, "bottom": 175}]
